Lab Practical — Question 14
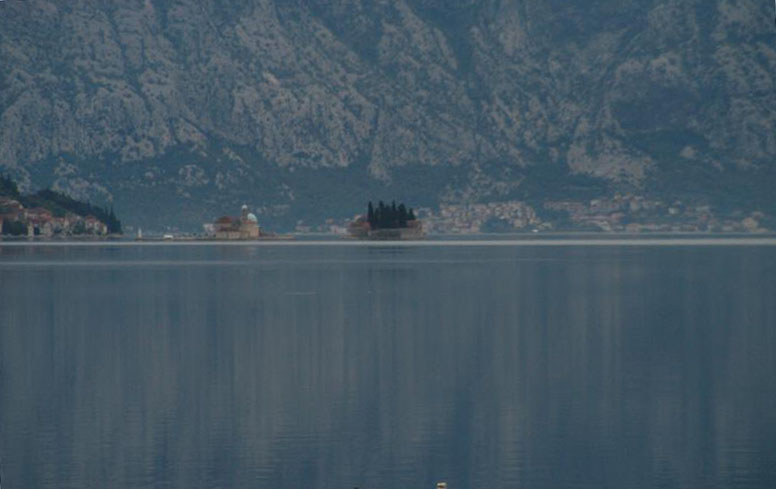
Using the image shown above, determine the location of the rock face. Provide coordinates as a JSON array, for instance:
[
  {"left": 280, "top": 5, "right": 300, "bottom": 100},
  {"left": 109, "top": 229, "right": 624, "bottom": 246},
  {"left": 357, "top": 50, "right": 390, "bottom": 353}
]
[{"left": 1, "top": 0, "right": 775, "bottom": 229}]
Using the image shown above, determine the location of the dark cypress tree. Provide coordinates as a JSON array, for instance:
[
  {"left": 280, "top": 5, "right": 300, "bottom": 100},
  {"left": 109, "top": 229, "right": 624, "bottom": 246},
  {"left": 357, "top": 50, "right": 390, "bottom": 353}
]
[
  {"left": 0, "top": 174, "right": 20, "bottom": 197},
  {"left": 368, "top": 201, "right": 417, "bottom": 229},
  {"left": 367, "top": 201, "right": 375, "bottom": 227},
  {"left": 378, "top": 201, "right": 386, "bottom": 229},
  {"left": 398, "top": 203, "right": 407, "bottom": 227},
  {"left": 105, "top": 205, "right": 122, "bottom": 234}
]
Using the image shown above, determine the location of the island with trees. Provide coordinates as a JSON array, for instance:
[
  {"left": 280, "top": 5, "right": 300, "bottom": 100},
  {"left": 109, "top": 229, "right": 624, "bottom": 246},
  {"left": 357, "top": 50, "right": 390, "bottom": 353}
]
[
  {"left": 0, "top": 175, "right": 122, "bottom": 238},
  {"left": 347, "top": 201, "right": 424, "bottom": 240}
]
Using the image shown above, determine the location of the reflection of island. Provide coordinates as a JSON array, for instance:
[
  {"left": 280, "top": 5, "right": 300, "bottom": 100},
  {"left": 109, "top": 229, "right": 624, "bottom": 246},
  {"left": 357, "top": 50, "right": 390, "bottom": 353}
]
[{"left": 347, "top": 201, "right": 423, "bottom": 240}]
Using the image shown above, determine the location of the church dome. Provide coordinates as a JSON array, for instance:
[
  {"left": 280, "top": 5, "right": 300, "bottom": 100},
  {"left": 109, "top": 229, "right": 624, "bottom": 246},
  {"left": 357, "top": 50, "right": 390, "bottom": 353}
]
[{"left": 247, "top": 213, "right": 258, "bottom": 223}]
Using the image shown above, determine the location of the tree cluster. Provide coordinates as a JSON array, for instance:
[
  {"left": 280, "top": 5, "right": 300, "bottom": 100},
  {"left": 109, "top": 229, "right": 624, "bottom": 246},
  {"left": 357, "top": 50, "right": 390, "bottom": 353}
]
[
  {"left": 1, "top": 219, "right": 26, "bottom": 236},
  {"left": 0, "top": 174, "right": 20, "bottom": 197},
  {"left": 367, "top": 201, "right": 417, "bottom": 229}
]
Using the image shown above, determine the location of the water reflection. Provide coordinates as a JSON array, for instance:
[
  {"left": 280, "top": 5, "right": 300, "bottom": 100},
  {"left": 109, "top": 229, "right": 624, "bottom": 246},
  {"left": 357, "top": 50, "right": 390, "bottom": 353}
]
[{"left": 1, "top": 246, "right": 775, "bottom": 488}]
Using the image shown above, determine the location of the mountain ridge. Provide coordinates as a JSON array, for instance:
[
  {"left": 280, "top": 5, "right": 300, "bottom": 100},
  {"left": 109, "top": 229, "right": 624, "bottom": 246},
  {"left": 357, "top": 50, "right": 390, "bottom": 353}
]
[{"left": 1, "top": 0, "right": 774, "bottom": 230}]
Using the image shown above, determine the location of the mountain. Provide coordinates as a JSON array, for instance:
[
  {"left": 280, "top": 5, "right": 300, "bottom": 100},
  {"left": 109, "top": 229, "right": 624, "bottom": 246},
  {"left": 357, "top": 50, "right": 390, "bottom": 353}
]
[{"left": 1, "top": 0, "right": 775, "bottom": 230}]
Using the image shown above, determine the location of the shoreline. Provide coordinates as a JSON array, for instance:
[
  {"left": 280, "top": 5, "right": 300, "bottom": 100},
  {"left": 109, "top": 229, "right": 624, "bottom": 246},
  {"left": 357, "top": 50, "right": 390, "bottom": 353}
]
[{"left": 2, "top": 235, "right": 776, "bottom": 247}]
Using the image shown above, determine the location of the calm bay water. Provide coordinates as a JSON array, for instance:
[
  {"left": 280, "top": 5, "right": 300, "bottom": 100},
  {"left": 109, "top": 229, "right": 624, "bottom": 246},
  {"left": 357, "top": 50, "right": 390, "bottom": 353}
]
[{"left": 1, "top": 242, "right": 775, "bottom": 489}]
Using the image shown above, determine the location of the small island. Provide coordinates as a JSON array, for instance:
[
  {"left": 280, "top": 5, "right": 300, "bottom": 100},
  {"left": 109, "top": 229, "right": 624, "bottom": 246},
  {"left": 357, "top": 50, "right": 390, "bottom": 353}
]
[
  {"left": 195, "top": 204, "right": 292, "bottom": 241},
  {"left": 347, "top": 201, "right": 424, "bottom": 240},
  {"left": 1, "top": 175, "right": 122, "bottom": 239}
]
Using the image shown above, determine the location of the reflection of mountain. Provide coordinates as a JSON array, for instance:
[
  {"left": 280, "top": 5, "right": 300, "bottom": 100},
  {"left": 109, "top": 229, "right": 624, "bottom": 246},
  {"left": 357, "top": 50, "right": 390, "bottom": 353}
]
[
  {"left": 1, "top": 1, "right": 775, "bottom": 229},
  {"left": 1, "top": 246, "right": 776, "bottom": 488}
]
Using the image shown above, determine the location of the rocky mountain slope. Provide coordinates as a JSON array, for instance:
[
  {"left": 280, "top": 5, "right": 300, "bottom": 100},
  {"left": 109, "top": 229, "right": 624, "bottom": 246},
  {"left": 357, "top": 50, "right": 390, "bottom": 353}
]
[{"left": 1, "top": 0, "right": 775, "bottom": 229}]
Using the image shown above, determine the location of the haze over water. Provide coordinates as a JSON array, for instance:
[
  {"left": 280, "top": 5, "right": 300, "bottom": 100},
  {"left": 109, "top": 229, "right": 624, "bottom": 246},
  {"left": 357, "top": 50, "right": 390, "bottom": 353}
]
[{"left": 1, "top": 243, "right": 775, "bottom": 489}]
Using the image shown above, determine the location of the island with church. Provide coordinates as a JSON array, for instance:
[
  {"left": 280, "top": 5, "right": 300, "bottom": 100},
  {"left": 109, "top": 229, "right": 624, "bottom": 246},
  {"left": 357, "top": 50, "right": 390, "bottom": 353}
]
[
  {"left": 201, "top": 204, "right": 293, "bottom": 241},
  {"left": 347, "top": 201, "right": 424, "bottom": 240}
]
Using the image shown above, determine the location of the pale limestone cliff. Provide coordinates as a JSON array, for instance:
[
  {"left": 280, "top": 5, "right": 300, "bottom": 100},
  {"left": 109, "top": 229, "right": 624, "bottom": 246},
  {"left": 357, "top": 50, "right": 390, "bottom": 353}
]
[{"left": 1, "top": 0, "right": 774, "bottom": 228}]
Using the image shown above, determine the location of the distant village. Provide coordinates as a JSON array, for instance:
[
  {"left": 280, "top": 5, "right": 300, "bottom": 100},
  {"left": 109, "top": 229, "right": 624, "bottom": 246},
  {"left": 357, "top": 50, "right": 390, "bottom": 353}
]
[
  {"left": 0, "top": 196, "right": 110, "bottom": 237},
  {"left": 0, "top": 176, "right": 121, "bottom": 238},
  {"left": 300, "top": 195, "right": 773, "bottom": 235},
  {"left": 416, "top": 195, "right": 772, "bottom": 234},
  {"left": 3, "top": 168, "right": 773, "bottom": 239}
]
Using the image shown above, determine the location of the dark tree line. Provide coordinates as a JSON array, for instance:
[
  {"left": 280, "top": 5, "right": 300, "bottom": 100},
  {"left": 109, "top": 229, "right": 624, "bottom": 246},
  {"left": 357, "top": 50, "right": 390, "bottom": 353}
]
[
  {"left": 0, "top": 174, "right": 20, "bottom": 197},
  {"left": 367, "top": 201, "right": 416, "bottom": 229}
]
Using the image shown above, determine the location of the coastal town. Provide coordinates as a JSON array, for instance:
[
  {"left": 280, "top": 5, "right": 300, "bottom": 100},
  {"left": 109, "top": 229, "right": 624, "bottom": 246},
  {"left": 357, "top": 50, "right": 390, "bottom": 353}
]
[
  {"left": 2, "top": 169, "right": 773, "bottom": 239},
  {"left": 0, "top": 196, "right": 111, "bottom": 237},
  {"left": 0, "top": 175, "right": 121, "bottom": 238},
  {"left": 415, "top": 195, "right": 772, "bottom": 234}
]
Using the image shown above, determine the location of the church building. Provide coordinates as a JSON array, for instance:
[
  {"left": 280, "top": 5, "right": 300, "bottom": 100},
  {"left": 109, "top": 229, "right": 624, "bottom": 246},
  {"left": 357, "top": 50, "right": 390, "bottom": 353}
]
[{"left": 214, "top": 205, "right": 260, "bottom": 240}]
